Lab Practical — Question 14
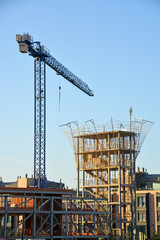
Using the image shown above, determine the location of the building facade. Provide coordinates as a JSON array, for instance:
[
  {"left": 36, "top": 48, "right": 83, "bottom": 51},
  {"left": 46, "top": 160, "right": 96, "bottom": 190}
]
[
  {"left": 135, "top": 168, "right": 160, "bottom": 239},
  {"left": 0, "top": 174, "right": 65, "bottom": 189}
]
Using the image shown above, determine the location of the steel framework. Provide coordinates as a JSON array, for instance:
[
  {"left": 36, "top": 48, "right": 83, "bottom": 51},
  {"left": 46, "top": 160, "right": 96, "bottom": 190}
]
[
  {"left": 34, "top": 58, "right": 46, "bottom": 188},
  {"left": 0, "top": 188, "right": 109, "bottom": 239},
  {"left": 16, "top": 33, "right": 94, "bottom": 188},
  {"left": 62, "top": 118, "right": 154, "bottom": 240}
]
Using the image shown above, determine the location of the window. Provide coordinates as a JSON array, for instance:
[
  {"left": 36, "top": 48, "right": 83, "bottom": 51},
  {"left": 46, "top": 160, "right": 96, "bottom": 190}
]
[
  {"left": 157, "top": 211, "right": 160, "bottom": 222},
  {"left": 158, "top": 225, "right": 160, "bottom": 232},
  {"left": 143, "top": 213, "right": 146, "bottom": 221},
  {"left": 142, "top": 197, "right": 145, "bottom": 207},
  {"left": 157, "top": 197, "right": 160, "bottom": 207},
  {"left": 138, "top": 213, "right": 141, "bottom": 221},
  {"left": 138, "top": 196, "right": 146, "bottom": 207},
  {"left": 138, "top": 212, "right": 146, "bottom": 222},
  {"left": 137, "top": 226, "right": 146, "bottom": 240},
  {"left": 138, "top": 225, "right": 146, "bottom": 233}
]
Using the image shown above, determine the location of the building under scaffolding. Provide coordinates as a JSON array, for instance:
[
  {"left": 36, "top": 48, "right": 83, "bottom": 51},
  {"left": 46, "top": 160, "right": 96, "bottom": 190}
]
[{"left": 62, "top": 118, "right": 154, "bottom": 240}]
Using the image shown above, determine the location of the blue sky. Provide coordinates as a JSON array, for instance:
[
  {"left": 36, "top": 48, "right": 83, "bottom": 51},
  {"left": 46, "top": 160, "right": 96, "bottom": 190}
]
[{"left": 0, "top": 0, "right": 160, "bottom": 188}]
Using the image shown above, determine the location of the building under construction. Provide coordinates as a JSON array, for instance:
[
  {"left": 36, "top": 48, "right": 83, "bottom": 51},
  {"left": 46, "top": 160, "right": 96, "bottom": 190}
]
[
  {"left": 62, "top": 118, "right": 154, "bottom": 239},
  {"left": 0, "top": 188, "right": 109, "bottom": 239},
  {"left": 0, "top": 118, "right": 153, "bottom": 240}
]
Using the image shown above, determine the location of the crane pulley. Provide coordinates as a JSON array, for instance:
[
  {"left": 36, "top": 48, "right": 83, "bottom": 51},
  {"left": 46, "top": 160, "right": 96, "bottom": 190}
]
[{"left": 16, "top": 33, "right": 94, "bottom": 188}]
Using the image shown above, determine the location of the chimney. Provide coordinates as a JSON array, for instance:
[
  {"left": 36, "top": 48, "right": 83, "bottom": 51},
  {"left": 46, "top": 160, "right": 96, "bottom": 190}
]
[
  {"left": 25, "top": 173, "right": 28, "bottom": 178},
  {"left": 142, "top": 167, "right": 144, "bottom": 173},
  {"left": 137, "top": 167, "right": 140, "bottom": 173}
]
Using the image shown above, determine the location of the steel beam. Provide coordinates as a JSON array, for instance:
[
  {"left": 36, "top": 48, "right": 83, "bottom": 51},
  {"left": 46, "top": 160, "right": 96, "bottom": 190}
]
[{"left": 0, "top": 192, "right": 109, "bottom": 239}]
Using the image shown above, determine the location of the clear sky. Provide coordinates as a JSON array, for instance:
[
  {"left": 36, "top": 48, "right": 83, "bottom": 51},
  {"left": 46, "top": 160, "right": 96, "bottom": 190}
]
[{"left": 0, "top": 0, "right": 160, "bottom": 189}]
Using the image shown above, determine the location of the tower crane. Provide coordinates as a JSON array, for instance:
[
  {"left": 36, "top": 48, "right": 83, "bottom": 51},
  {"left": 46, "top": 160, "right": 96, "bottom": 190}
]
[{"left": 16, "top": 33, "right": 94, "bottom": 188}]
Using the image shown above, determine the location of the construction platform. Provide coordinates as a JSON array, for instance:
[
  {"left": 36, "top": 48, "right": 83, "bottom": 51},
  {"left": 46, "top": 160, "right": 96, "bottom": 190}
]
[{"left": 62, "top": 118, "right": 154, "bottom": 240}]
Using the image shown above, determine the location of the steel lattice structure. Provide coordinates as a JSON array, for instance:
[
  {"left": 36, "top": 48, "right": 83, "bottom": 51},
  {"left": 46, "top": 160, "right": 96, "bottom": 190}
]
[
  {"left": 34, "top": 58, "right": 46, "bottom": 188},
  {"left": 0, "top": 188, "right": 109, "bottom": 239},
  {"left": 16, "top": 33, "right": 94, "bottom": 188},
  {"left": 62, "top": 118, "right": 154, "bottom": 240}
]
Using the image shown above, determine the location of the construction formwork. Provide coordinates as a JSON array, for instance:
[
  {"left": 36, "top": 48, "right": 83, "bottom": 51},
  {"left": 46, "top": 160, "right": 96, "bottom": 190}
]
[
  {"left": 62, "top": 118, "right": 154, "bottom": 240},
  {"left": 0, "top": 188, "right": 109, "bottom": 239}
]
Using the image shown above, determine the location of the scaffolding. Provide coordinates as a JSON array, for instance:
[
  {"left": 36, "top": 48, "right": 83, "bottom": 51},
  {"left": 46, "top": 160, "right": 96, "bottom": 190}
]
[
  {"left": 61, "top": 118, "right": 154, "bottom": 240},
  {"left": 0, "top": 188, "right": 109, "bottom": 239}
]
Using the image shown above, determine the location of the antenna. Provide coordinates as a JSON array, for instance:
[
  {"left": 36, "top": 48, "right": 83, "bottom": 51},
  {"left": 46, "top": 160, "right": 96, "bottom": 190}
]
[{"left": 129, "top": 106, "right": 133, "bottom": 131}]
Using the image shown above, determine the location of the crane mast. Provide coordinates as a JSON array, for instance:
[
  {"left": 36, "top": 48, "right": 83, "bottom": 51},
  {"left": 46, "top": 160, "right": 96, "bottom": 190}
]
[{"left": 16, "top": 33, "right": 94, "bottom": 188}]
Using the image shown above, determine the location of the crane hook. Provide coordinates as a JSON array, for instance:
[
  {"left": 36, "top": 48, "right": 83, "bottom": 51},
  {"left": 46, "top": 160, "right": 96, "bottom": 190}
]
[{"left": 58, "top": 84, "right": 61, "bottom": 112}]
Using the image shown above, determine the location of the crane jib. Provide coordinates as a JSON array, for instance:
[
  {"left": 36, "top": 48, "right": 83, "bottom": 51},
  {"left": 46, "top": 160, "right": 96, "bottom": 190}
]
[{"left": 25, "top": 41, "right": 94, "bottom": 96}]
